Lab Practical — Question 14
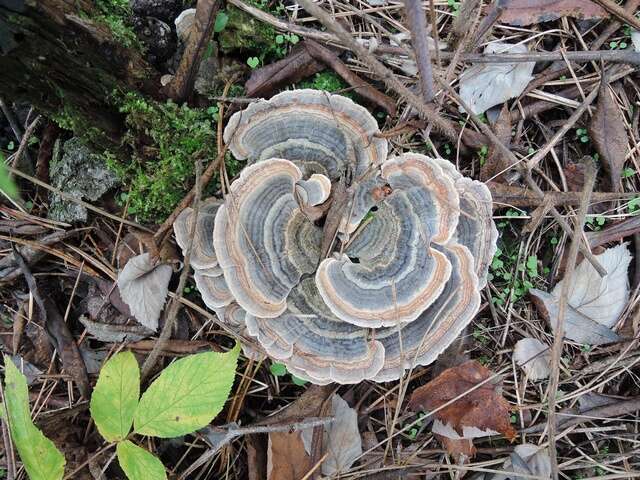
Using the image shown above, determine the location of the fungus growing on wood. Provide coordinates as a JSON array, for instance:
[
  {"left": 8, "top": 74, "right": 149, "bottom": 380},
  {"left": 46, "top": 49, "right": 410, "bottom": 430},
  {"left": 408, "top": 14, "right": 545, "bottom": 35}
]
[{"left": 174, "top": 89, "right": 497, "bottom": 384}]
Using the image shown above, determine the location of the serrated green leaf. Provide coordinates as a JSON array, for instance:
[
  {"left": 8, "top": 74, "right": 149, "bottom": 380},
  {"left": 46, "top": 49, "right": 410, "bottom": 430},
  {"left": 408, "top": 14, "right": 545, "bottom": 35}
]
[
  {"left": 116, "top": 440, "right": 166, "bottom": 480},
  {"left": 90, "top": 351, "right": 140, "bottom": 442},
  {"left": 133, "top": 345, "right": 239, "bottom": 438},
  {"left": 3, "top": 355, "right": 65, "bottom": 480}
]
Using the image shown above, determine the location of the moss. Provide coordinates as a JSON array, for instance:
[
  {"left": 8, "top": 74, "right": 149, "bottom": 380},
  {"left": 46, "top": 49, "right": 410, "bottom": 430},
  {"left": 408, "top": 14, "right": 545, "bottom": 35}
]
[
  {"left": 91, "top": 0, "right": 141, "bottom": 50},
  {"left": 299, "top": 72, "right": 349, "bottom": 94},
  {"left": 218, "top": 6, "right": 276, "bottom": 54},
  {"left": 106, "top": 93, "right": 217, "bottom": 223}
]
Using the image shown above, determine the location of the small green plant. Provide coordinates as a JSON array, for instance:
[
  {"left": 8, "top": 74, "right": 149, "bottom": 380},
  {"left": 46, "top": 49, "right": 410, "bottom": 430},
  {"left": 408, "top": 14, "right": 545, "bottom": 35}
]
[
  {"left": 576, "top": 127, "right": 589, "bottom": 144},
  {"left": 447, "top": 0, "right": 461, "bottom": 15},
  {"left": 214, "top": 11, "right": 230, "bottom": 33},
  {"left": 609, "top": 40, "right": 628, "bottom": 49},
  {"left": 3, "top": 347, "right": 239, "bottom": 480},
  {"left": 270, "top": 361, "right": 308, "bottom": 386},
  {"left": 628, "top": 196, "right": 640, "bottom": 213},
  {"left": 247, "top": 56, "right": 260, "bottom": 69},
  {"left": 478, "top": 145, "right": 489, "bottom": 166},
  {"left": 299, "top": 71, "right": 348, "bottom": 94},
  {"left": 622, "top": 167, "right": 635, "bottom": 178}
]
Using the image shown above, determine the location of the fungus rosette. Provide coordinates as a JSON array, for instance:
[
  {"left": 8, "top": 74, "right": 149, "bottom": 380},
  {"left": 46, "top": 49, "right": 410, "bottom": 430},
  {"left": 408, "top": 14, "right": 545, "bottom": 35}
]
[{"left": 174, "top": 90, "right": 497, "bottom": 384}]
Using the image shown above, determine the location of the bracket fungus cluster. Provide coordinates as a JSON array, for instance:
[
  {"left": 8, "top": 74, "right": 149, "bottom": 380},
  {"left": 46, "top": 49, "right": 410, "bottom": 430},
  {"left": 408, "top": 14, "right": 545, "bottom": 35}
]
[{"left": 174, "top": 90, "right": 498, "bottom": 384}]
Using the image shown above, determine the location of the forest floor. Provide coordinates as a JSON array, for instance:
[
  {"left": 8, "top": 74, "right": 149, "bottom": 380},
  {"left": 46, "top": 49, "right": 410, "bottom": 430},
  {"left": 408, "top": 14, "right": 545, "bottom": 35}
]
[{"left": 1, "top": 0, "right": 640, "bottom": 479}]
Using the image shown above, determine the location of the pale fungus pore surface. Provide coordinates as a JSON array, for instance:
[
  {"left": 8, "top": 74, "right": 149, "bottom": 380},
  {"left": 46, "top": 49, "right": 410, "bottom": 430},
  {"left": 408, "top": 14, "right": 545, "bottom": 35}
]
[{"left": 174, "top": 90, "right": 497, "bottom": 384}]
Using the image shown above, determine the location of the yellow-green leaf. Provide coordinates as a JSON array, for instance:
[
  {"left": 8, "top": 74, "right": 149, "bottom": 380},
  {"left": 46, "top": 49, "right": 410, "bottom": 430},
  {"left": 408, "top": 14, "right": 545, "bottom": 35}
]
[
  {"left": 3, "top": 355, "right": 65, "bottom": 480},
  {"left": 90, "top": 351, "right": 140, "bottom": 441},
  {"left": 133, "top": 345, "right": 239, "bottom": 438},
  {"left": 116, "top": 440, "right": 166, "bottom": 480}
]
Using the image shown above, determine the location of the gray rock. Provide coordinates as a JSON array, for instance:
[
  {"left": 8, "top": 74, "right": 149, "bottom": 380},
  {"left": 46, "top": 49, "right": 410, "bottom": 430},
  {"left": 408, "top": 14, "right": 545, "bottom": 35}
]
[
  {"left": 48, "top": 138, "right": 118, "bottom": 223},
  {"left": 130, "top": 0, "right": 182, "bottom": 23}
]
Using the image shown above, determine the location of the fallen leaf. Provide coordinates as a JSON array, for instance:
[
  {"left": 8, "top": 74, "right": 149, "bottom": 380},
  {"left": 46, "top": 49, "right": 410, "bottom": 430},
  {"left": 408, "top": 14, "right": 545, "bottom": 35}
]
[
  {"left": 589, "top": 83, "right": 629, "bottom": 191},
  {"left": 513, "top": 338, "right": 551, "bottom": 380},
  {"left": 267, "top": 431, "right": 313, "bottom": 480},
  {"left": 301, "top": 394, "right": 362, "bottom": 475},
  {"left": 633, "top": 30, "right": 640, "bottom": 51},
  {"left": 480, "top": 104, "right": 514, "bottom": 183},
  {"left": 490, "top": 444, "right": 551, "bottom": 480},
  {"left": 117, "top": 253, "right": 173, "bottom": 331},
  {"left": 245, "top": 43, "right": 324, "bottom": 98},
  {"left": 499, "top": 0, "right": 607, "bottom": 26},
  {"left": 408, "top": 360, "right": 516, "bottom": 458},
  {"left": 459, "top": 43, "right": 534, "bottom": 115},
  {"left": 79, "top": 315, "right": 153, "bottom": 343},
  {"left": 530, "top": 244, "right": 631, "bottom": 345}
]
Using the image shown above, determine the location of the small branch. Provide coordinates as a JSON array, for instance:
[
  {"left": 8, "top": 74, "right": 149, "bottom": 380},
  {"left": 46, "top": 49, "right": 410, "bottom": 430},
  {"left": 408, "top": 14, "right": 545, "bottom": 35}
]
[
  {"left": 141, "top": 160, "right": 203, "bottom": 381},
  {"left": 304, "top": 40, "right": 397, "bottom": 114},
  {"left": 590, "top": 0, "right": 640, "bottom": 30},
  {"left": 404, "top": 0, "right": 435, "bottom": 102},
  {"left": 437, "top": 78, "right": 607, "bottom": 276},
  {"left": 10, "top": 114, "right": 41, "bottom": 173},
  {"left": 546, "top": 159, "right": 596, "bottom": 480},
  {"left": 450, "top": 49, "right": 640, "bottom": 65},
  {"left": 296, "top": 0, "right": 458, "bottom": 141},
  {"left": 488, "top": 184, "right": 637, "bottom": 208},
  {"left": 179, "top": 417, "right": 335, "bottom": 479},
  {"left": 167, "top": 0, "right": 222, "bottom": 102},
  {"left": 6, "top": 165, "right": 153, "bottom": 233}
]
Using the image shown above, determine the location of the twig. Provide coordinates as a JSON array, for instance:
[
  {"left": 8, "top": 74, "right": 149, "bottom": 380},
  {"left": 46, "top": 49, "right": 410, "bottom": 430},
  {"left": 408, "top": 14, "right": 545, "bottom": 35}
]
[
  {"left": 590, "top": 0, "right": 640, "bottom": 30},
  {"left": 547, "top": 159, "right": 596, "bottom": 480},
  {"left": 523, "top": 396, "right": 640, "bottom": 434},
  {"left": 488, "top": 184, "right": 637, "bottom": 208},
  {"left": 304, "top": 40, "right": 397, "bottom": 114},
  {"left": 404, "top": 0, "right": 435, "bottom": 102},
  {"left": 167, "top": 0, "right": 221, "bottom": 102},
  {"left": 10, "top": 114, "right": 41, "bottom": 173},
  {"left": 296, "top": 0, "right": 458, "bottom": 141},
  {"left": 179, "top": 416, "right": 334, "bottom": 479},
  {"left": 437, "top": 78, "right": 607, "bottom": 276},
  {"left": 526, "top": 86, "right": 600, "bottom": 169},
  {"left": 448, "top": 50, "right": 640, "bottom": 65},
  {"left": 5, "top": 165, "right": 153, "bottom": 233},
  {"left": 140, "top": 160, "right": 203, "bottom": 381}
]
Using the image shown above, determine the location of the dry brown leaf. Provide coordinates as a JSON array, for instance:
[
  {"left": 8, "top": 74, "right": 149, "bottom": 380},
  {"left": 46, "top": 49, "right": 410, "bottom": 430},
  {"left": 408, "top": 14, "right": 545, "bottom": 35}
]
[
  {"left": 500, "top": 0, "right": 607, "bottom": 26},
  {"left": 564, "top": 162, "right": 587, "bottom": 192},
  {"left": 408, "top": 360, "right": 516, "bottom": 458},
  {"left": 589, "top": 83, "right": 629, "bottom": 191},
  {"left": 514, "top": 338, "right": 551, "bottom": 380},
  {"left": 267, "top": 431, "right": 313, "bottom": 480},
  {"left": 530, "top": 244, "right": 630, "bottom": 345},
  {"left": 480, "top": 104, "right": 513, "bottom": 183},
  {"left": 117, "top": 253, "right": 172, "bottom": 331},
  {"left": 301, "top": 394, "right": 362, "bottom": 475}
]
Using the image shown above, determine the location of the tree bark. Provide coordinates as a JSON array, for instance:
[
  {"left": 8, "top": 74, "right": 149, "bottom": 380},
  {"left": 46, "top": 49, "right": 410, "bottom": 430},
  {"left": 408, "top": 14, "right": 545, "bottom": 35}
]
[{"left": 0, "top": 0, "right": 160, "bottom": 149}]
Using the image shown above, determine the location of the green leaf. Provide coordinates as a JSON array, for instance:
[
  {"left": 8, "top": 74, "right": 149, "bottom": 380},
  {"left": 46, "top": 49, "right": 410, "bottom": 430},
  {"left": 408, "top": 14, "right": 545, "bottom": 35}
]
[
  {"left": 116, "top": 440, "right": 166, "bottom": 480},
  {"left": 213, "top": 11, "right": 229, "bottom": 33},
  {"left": 246, "top": 57, "right": 259, "bottom": 69},
  {"left": 2, "top": 355, "right": 65, "bottom": 480},
  {"left": 133, "top": 345, "right": 239, "bottom": 438},
  {"left": 270, "top": 362, "right": 287, "bottom": 377},
  {"left": 291, "top": 375, "right": 308, "bottom": 386},
  {"left": 90, "top": 351, "right": 140, "bottom": 442},
  {"left": 0, "top": 154, "right": 18, "bottom": 199}
]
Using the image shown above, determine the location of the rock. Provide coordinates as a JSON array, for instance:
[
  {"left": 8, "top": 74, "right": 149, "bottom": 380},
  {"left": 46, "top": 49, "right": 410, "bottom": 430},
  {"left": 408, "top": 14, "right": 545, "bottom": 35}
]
[
  {"left": 48, "top": 138, "right": 118, "bottom": 223},
  {"left": 130, "top": 0, "right": 182, "bottom": 23},
  {"left": 132, "top": 16, "right": 176, "bottom": 64}
]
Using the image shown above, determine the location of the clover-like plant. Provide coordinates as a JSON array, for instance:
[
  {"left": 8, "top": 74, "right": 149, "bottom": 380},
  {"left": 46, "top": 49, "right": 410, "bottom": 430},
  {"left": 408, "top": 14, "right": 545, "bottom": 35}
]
[
  {"left": 2, "top": 346, "right": 238, "bottom": 480},
  {"left": 174, "top": 90, "right": 498, "bottom": 384}
]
